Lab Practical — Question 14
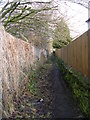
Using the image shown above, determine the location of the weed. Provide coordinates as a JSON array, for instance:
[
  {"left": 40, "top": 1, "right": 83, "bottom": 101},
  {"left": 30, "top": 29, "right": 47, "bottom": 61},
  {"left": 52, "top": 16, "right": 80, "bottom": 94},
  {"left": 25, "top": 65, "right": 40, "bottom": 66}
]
[
  {"left": 24, "top": 69, "right": 39, "bottom": 96},
  {"left": 28, "top": 70, "right": 39, "bottom": 96}
]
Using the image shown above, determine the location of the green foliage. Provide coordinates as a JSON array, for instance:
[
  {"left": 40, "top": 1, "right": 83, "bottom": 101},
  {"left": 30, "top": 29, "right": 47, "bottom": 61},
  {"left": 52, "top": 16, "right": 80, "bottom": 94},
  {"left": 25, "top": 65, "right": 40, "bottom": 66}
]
[
  {"left": 53, "top": 19, "right": 71, "bottom": 48},
  {"left": 0, "top": 1, "right": 52, "bottom": 43},
  {"left": 29, "top": 70, "right": 39, "bottom": 96},
  {"left": 55, "top": 55, "right": 90, "bottom": 118},
  {"left": 26, "top": 69, "right": 39, "bottom": 96}
]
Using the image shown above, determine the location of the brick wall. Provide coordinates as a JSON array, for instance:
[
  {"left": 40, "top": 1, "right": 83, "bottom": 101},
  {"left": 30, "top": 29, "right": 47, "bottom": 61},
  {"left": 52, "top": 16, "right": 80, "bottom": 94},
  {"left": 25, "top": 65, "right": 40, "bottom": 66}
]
[{"left": 0, "top": 24, "right": 47, "bottom": 118}]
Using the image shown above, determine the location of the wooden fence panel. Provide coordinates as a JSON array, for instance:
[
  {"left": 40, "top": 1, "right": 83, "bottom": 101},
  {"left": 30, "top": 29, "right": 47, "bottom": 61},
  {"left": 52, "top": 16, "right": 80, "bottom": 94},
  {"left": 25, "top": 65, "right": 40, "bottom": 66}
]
[{"left": 56, "top": 30, "right": 89, "bottom": 77}]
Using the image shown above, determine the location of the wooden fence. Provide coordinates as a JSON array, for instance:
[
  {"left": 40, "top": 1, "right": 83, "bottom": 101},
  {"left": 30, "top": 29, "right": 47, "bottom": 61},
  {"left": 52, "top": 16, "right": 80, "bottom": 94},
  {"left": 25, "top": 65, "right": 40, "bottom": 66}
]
[{"left": 56, "top": 29, "right": 90, "bottom": 77}]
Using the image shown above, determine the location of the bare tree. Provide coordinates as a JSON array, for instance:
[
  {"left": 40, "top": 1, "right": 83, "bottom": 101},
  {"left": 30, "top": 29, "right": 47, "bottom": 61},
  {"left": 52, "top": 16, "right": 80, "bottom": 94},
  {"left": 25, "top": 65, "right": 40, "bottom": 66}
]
[{"left": 0, "top": 1, "right": 53, "bottom": 38}]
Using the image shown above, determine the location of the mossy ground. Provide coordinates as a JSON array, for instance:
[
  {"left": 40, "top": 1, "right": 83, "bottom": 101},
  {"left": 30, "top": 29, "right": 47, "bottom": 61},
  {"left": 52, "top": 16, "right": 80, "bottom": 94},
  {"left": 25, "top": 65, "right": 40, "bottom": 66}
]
[{"left": 55, "top": 55, "right": 90, "bottom": 118}]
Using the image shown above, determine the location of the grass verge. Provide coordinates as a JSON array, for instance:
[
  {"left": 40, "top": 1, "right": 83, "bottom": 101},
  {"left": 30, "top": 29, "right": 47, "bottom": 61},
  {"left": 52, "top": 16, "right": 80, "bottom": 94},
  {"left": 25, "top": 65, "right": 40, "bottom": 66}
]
[{"left": 55, "top": 55, "right": 90, "bottom": 118}]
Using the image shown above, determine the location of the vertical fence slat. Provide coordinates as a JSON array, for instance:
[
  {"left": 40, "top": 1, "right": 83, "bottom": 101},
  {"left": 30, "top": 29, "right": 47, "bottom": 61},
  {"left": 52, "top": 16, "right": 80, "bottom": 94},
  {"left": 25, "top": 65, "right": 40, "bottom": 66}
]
[{"left": 56, "top": 30, "right": 89, "bottom": 77}]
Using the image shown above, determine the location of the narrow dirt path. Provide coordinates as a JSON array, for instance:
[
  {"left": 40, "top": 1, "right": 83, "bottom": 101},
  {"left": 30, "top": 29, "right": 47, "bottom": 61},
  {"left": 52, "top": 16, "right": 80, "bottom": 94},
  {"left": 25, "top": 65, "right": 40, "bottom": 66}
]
[
  {"left": 51, "top": 54, "right": 83, "bottom": 118},
  {"left": 9, "top": 54, "right": 84, "bottom": 119}
]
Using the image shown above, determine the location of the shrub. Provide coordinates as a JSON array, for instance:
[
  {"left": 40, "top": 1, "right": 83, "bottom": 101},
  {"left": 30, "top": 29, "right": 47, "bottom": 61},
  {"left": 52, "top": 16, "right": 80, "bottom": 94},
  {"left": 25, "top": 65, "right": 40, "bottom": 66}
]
[{"left": 53, "top": 19, "right": 71, "bottom": 48}]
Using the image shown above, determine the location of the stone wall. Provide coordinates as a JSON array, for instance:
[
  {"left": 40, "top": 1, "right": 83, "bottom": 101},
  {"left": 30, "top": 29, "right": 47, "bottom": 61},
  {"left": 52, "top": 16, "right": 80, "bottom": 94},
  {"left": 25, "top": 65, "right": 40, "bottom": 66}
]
[{"left": 0, "top": 25, "right": 48, "bottom": 118}]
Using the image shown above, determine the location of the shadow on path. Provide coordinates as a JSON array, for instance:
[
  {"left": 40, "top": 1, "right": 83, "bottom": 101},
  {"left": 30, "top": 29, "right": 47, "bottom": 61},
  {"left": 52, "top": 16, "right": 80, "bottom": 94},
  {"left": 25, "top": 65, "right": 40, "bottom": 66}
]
[{"left": 51, "top": 54, "right": 83, "bottom": 118}]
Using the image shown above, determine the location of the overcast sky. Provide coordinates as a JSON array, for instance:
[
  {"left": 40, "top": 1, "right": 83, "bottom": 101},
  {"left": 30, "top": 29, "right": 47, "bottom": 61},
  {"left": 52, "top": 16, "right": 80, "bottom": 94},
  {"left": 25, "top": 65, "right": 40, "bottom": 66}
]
[{"left": 0, "top": 0, "right": 89, "bottom": 39}]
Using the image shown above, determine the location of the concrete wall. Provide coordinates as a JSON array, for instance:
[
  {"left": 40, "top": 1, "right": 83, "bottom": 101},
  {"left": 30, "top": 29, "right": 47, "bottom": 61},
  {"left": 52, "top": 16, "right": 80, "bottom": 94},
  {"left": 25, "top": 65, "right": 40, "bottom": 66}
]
[
  {"left": 0, "top": 25, "right": 47, "bottom": 118},
  {"left": 56, "top": 29, "right": 90, "bottom": 77}
]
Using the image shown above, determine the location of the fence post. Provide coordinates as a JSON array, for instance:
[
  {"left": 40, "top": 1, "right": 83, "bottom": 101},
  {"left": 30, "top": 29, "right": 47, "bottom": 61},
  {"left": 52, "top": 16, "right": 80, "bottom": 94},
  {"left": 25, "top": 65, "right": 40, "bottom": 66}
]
[
  {"left": 88, "top": 2, "right": 90, "bottom": 77},
  {"left": 88, "top": 30, "right": 90, "bottom": 77}
]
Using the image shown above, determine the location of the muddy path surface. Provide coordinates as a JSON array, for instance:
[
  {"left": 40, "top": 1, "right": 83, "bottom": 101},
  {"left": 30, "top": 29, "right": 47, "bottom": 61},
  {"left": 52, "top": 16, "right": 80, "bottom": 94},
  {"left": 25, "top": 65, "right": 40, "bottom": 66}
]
[
  {"left": 9, "top": 55, "right": 83, "bottom": 119},
  {"left": 51, "top": 54, "right": 83, "bottom": 118}
]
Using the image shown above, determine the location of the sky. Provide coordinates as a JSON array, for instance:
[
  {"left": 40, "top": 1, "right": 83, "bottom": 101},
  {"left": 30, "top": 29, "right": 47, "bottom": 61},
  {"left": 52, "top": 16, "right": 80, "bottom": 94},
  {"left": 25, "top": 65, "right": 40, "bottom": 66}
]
[
  {"left": 0, "top": 0, "right": 89, "bottom": 39},
  {"left": 52, "top": 0, "right": 89, "bottom": 39}
]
